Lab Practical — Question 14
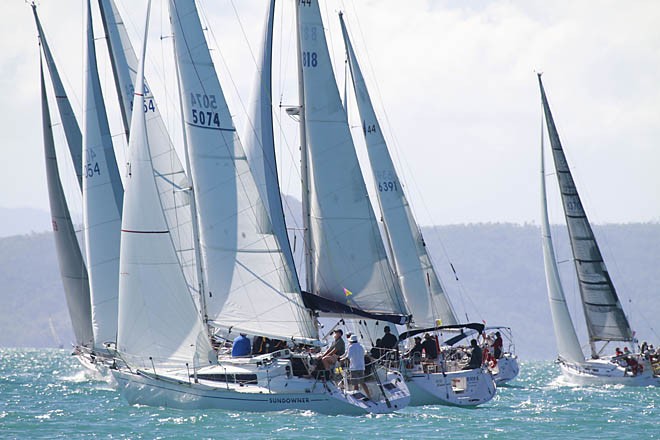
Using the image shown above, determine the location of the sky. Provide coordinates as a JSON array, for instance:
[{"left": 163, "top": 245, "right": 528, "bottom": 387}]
[{"left": 1, "top": 0, "right": 659, "bottom": 226}]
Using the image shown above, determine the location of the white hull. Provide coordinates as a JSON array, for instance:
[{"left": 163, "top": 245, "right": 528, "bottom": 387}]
[
  {"left": 490, "top": 354, "right": 520, "bottom": 385},
  {"left": 559, "top": 358, "right": 660, "bottom": 387},
  {"left": 112, "top": 354, "right": 410, "bottom": 415},
  {"left": 73, "top": 347, "right": 115, "bottom": 382},
  {"left": 405, "top": 367, "right": 496, "bottom": 407}
]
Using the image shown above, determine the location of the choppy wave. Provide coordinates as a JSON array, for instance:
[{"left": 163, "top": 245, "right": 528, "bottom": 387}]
[{"left": 1, "top": 350, "right": 658, "bottom": 439}]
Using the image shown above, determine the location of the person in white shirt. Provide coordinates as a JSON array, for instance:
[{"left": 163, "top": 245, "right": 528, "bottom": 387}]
[{"left": 340, "top": 334, "right": 371, "bottom": 399}]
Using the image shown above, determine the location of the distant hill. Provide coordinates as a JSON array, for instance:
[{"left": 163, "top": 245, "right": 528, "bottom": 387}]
[
  {"left": 0, "top": 207, "right": 51, "bottom": 237},
  {"left": 1, "top": 223, "right": 658, "bottom": 360}
]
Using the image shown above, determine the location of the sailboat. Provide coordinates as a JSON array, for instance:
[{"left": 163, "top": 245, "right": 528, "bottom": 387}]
[
  {"left": 110, "top": 0, "right": 409, "bottom": 415},
  {"left": 538, "top": 73, "right": 659, "bottom": 386},
  {"left": 336, "top": 13, "right": 498, "bottom": 405}
]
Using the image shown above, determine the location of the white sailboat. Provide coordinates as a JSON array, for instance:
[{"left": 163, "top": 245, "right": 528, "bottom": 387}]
[
  {"left": 337, "top": 13, "right": 499, "bottom": 405},
  {"left": 111, "top": 0, "right": 409, "bottom": 415},
  {"left": 538, "top": 73, "right": 659, "bottom": 386}
]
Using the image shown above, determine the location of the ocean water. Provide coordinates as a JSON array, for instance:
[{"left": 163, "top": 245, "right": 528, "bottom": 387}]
[{"left": 1, "top": 349, "right": 658, "bottom": 439}]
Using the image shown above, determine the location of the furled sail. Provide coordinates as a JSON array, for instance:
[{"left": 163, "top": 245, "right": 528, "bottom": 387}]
[
  {"left": 117, "top": 0, "right": 213, "bottom": 369},
  {"left": 97, "top": 0, "right": 199, "bottom": 297},
  {"left": 39, "top": 54, "right": 94, "bottom": 348},
  {"left": 538, "top": 75, "right": 633, "bottom": 347},
  {"left": 82, "top": 0, "right": 124, "bottom": 349},
  {"left": 243, "top": 0, "right": 299, "bottom": 287},
  {"left": 339, "top": 13, "right": 457, "bottom": 328},
  {"left": 169, "top": 0, "right": 317, "bottom": 343},
  {"left": 538, "top": 75, "right": 584, "bottom": 363},
  {"left": 296, "top": 1, "right": 407, "bottom": 317}
]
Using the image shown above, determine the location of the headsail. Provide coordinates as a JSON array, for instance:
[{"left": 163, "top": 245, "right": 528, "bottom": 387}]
[
  {"left": 243, "top": 0, "right": 299, "bottom": 288},
  {"left": 169, "top": 0, "right": 317, "bottom": 343},
  {"left": 538, "top": 74, "right": 584, "bottom": 363},
  {"left": 39, "top": 53, "right": 94, "bottom": 348},
  {"left": 296, "top": 0, "right": 407, "bottom": 318},
  {"left": 538, "top": 75, "right": 633, "bottom": 350},
  {"left": 82, "top": 0, "right": 124, "bottom": 349},
  {"left": 117, "top": 0, "right": 213, "bottom": 369},
  {"left": 339, "top": 13, "right": 457, "bottom": 328},
  {"left": 97, "top": 0, "right": 199, "bottom": 298}
]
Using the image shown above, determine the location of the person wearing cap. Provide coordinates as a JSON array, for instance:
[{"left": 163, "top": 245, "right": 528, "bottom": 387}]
[
  {"left": 405, "top": 336, "right": 424, "bottom": 359},
  {"left": 341, "top": 334, "right": 371, "bottom": 399},
  {"left": 320, "top": 329, "right": 346, "bottom": 370}
]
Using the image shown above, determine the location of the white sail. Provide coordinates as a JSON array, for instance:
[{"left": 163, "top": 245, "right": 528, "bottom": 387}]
[
  {"left": 39, "top": 55, "right": 94, "bottom": 348},
  {"left": 296, "top": 1, "right": 406, "bottom": 317},
  {"left": 170, "top": 0, "right": 316, "bottom": 342},
  {"left": 243, "top": 0, "right": 298, "bottom": 285},
  {"left": 32, "top": 5, "right": 84, "bottom": 190},
  {"left": 117, "top": 0, "right": 213, "bottom": 370},
  {"left": 538, "top": 75, "right": 584, "bottom": 363},
  {"left": 97, "top": 0, "right": 199, "bottom": 297},
  {"left": 538, "top": 75, "right": 633, "bottom": 353},
  {"left": 82, "top": 0, "right": 123, "bottom": 349},
  {"left": 339, "top": 14, "right": 456, "bottom": 328}
]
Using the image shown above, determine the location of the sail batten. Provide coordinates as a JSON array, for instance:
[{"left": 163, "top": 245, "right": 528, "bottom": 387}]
[
  {"left": 538, "top": 75, "right": 632, "bottom": 351},
  {"left": 339, "top": 13, "right": 455, "bottom": 327},
  {"left": 170, "top": 0, "right": 316, "bottom": 342}
]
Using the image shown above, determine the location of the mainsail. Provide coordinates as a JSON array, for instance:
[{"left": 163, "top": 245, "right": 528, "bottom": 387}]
[
  {"left": 538, "top": 75, "right": 584, "bottom": 363},
  {"left": 82, "top": 0, "right": 124, "bottom": 349},
  {"left": 339, "top": 13, "right": 457, "bottom": 328},
  {"left": 169, "top": 0, "right": 316, "bottom": 342},
  {"left": 32, "top": 5, "right": 84, "bottom": 190},
  {"left": 117, "top": 0, "right": 213, "bottom": 369},
  {"left": 538, "top": 75, "right": 633, "bottom": 349},
  {"left": 39, "top": 54, "right": 94, "bottom": 348},
  {"left": 97, "top": 0, "right": 199, "bottom": 297},
  {"left": 296, "top": 0, "right": 407, "bottom": 318}
]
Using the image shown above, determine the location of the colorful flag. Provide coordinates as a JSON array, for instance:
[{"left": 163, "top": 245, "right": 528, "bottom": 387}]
[{"left": 343, "top": 287, "right": 353, "bottom": 297}]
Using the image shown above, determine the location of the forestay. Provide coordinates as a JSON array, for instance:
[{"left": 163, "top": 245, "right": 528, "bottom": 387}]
[
  {"left": 39, "top": 56, "right": 94, "bottom": 348},
  {"left": 539, "top": 76, "right": 632, "bottom": 345},
  {"left": 82, "top": 0, "right": 123, "bottom": 349},
  {"left": 117, "top": 1, "right": 214, "bottom": 370},
  {"left": 538, "top": 75, "right": 584, "bottom": 363},
  {"left": 170, "top": 0, "right": 316, "bottom": 343},
  {"left": 297, "top": 0, "right": 407, "bottom": 317},
  {"left": 339, "top": 14, "right": 457, "bottom": 327},
  {"left": 98, "top": 0, "right": 199, "bottom": 300}
]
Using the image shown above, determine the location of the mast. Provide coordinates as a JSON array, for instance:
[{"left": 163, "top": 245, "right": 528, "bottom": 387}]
[
  {"left": 538, "top": 74, "right": 633, "bottom": 358},
  {"left": 538, "top": 74, "right": 584, "bottom": 363},
  {"left": 295, "top": 1, "right": 314, "bottom": 293}
]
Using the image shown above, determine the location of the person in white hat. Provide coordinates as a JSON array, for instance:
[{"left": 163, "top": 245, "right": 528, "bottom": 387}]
[{"left": 340, "top": 334, "right": 371, "bottom": 399}]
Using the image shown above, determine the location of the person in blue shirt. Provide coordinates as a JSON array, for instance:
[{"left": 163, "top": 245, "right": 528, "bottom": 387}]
[{"left": 232, "top": 333, "right": 251, "bottom": 357}]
